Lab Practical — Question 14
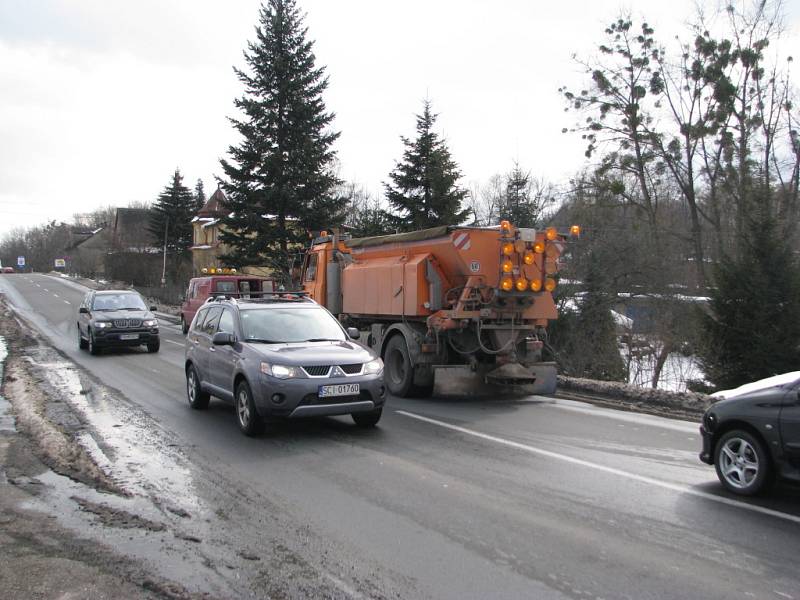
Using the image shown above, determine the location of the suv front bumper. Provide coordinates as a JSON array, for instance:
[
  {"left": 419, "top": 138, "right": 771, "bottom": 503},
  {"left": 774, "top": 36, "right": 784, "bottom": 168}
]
[
  {"left": 94, "top": 328, "right": 159, "bottom": 347},
  {"left": 699, "top": 425, "right": 714, "bottom": 465},
  {"left": 255, "top": 373, "right": 386, "bottom": 419}
]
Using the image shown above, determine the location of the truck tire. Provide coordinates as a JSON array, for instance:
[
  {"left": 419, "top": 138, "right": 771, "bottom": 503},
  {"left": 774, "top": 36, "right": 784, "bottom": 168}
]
[{"left": 384, "top": 335, "right": 414, "bottom": 397}]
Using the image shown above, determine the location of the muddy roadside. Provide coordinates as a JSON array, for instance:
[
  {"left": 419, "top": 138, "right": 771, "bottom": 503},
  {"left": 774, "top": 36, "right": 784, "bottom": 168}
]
[
  {"left": 0, "top": 302, "right": 212, "bottom": 599},
  {"left": 0, "top": 299, "right": 391, "bottom": 599}
]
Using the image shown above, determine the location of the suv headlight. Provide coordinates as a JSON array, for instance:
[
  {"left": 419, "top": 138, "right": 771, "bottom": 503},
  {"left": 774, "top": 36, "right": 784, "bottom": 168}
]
[
  {"left": 363, "top": 357, "right": 384, "bottom": 375},
  {"left": 94, "top": 321, "right": 112, "bottom": 329},
  {"left": 143, "top": 319, "right": 158, "bottom": 327},
  {"left": 260, "top": 362, "right": 302, "bottom": 379}
]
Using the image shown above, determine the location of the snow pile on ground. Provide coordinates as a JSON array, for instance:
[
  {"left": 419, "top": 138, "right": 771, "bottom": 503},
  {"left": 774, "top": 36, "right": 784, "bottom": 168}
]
[{"left": 558, "top": 375, "right": 713, "bottom": 414}]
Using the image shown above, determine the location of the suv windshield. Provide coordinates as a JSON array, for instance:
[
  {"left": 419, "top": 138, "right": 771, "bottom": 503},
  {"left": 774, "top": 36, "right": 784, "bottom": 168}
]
[
  {"left": 240, "top": 307, "right": 345, "bottom": 343},
  {"left": 92, "top": 294, "right": 147, "bottom": 311}
]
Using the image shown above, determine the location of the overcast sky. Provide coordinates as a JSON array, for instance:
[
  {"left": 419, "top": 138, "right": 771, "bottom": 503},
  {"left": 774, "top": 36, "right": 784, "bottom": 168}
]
[{"left": 1, "top": 0, "right": 798, "bottom": 238}]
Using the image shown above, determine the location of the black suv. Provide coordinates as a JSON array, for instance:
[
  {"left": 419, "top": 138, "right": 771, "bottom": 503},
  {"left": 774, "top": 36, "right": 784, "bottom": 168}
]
[
  {"left": 700, "top": 372, "right": 800, "bottom": 495},
  {"left": 184, "top": 294, "right": 385, "bottom": 436},
  {"left": 78, "top": 290, "right": 160, "bottom": 354}
]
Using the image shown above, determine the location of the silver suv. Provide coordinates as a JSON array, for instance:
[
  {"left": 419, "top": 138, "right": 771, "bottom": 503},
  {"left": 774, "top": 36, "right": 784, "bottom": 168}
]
[{"left": 184, "top": 294, "right": 386, "bottom": 436}]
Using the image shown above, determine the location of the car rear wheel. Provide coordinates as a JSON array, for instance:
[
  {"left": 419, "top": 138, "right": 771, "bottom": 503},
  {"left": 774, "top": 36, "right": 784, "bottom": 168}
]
[
  {"left": 78, "top": 325, "right": 88, "bottom": 350},
  {"left": 384, "top": 335, "right": 413, "bottom": 397},
  {"left": 714, "top": 429, "right": 772, "bottom": 496},
  {"left": 181, "top": 315, "right": 189, "bottom": 335},
  {"left": 147, "top": 341, "right": 160, "bottom": 353},
  {"left": 88, "top": 330, "right": 100, "bottom": 355},
  {"left": 352, "top": 407, "right": 382, "bottom": 427},
  {"left": 236, "top": 380, "right": 264, "bottom": 437},
  {"left": 186, "top": 365, "right": 210, "bottom": 409}
]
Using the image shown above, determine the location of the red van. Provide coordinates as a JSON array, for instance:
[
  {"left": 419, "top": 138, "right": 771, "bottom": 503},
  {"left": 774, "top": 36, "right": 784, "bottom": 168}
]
[{"left": 180, "top": 275, "right": 275, "bottom": 333}]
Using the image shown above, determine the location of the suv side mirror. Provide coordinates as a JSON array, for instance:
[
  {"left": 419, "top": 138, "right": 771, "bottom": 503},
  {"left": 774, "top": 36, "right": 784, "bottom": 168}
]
[
  {"left": 346, "top": 327, "right": 360, "bottom": 340},
  {"left": 79, "top": 307, "right": 89, "bottom": 314},
  {"left": 213, "top": 332, "right": 235, "bottom": 346}
]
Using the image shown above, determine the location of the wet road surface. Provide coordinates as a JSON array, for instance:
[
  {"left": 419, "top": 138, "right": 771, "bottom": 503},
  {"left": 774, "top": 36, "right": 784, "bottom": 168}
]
[{"left": 2, "top": 273, "right": 800, "bottom": 600}]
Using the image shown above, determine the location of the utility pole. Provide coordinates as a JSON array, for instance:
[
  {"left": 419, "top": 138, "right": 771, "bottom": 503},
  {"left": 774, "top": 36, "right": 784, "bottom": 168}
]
[{"left": 161, "top": 216, "right": 168, "bottom": 286}]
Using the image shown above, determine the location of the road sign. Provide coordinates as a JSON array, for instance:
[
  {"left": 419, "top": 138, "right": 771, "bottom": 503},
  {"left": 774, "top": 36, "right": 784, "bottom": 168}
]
[
  {"left": 17, "top": 256, "right": 25, "bottom": 267},
  {"left": 54, "top": 258, "right": 66, "bottom": 268}
]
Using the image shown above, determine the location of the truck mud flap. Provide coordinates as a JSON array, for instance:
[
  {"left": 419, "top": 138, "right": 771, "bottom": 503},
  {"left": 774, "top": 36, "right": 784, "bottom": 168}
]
[
  {"left": 485, "top": 363, "right": 557, "bottom": 396},
  {"left": 434, "top": 363, "right": 558, "bottom": 397}
]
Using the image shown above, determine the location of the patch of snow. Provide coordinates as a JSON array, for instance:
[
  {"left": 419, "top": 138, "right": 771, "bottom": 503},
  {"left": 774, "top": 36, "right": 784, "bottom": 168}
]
[
  {"left": 622, "top": 339, "right": 706, "bottom": 393},
  {"left": 711, "top": 371, "right": 800, "bottom": 399},
  {"left": 611, "top": 310, "right": 633, "bottom": 329}
]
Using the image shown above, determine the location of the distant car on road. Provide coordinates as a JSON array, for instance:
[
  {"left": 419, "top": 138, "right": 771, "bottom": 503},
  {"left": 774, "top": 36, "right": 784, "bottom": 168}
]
[
  {"left": 700, "top": 372, "right": 800, "bottom": 495},
  {"left": 1, "top": 266, "right": 15, "bottom": 273},
  {"left": 184, "top": 294, "right": 385, "bottom": 436},
  {"left": 78, "top": 290, "right": 160, "bottom": 355},
  {"left": 180, "top": 274, "right": 275, "bottom": 334}
]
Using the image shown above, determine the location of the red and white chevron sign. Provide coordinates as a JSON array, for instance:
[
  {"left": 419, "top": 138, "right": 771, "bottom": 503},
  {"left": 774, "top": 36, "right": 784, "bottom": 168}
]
[{"left": 452, "top": 231, "right": 471, "bottom": 250}]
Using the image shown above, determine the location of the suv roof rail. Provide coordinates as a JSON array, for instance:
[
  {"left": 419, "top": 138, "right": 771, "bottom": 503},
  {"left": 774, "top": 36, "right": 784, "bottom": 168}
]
[{"left": 204, "top": 291, "right": 312, "bottom": 304}]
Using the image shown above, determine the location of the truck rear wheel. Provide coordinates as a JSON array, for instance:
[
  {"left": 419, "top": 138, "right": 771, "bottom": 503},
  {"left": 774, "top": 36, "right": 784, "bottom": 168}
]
[{"left": 384, "top": 335, "right": 414, "bottom": 397}]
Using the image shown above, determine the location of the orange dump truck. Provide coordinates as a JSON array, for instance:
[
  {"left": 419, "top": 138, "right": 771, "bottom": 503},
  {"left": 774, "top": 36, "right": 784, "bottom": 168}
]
[{"left": 301, "top": 222, "right": 575, "bottom": 397}]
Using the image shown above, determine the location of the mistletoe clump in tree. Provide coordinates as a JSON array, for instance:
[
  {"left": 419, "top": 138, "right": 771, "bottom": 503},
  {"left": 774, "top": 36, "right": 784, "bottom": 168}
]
[
  {"left": 220, "top": 0, "right": 344, "bottom": 284},
  {"left": 149, "top": 168, "right": 197, "bottom": 256},
  {"left": 384, "top": 100, "right": 470, "bottom": 232}
]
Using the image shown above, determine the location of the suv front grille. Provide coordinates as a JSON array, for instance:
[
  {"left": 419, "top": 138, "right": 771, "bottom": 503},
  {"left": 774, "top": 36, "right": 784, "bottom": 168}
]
[
  {"left": 303, "top": 365, "right": 331, "bottom": 377},
  {"left": 339, "top": 364, "right": 362, "bottom": 374},
  {"left": 113, "top": 319, "right": 142, "bottom": 328}
]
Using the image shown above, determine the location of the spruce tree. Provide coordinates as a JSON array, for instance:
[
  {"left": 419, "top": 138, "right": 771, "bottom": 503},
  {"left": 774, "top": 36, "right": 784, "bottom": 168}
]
[
  {"left": 219, "top": 0, "right": 344, "bottom": 283},
  {"left": 149, "top": 168, "right": 196, "bottom": 255},
  {"left": 384, "top": 100, "right": 470, "bottom": 231},
  {"left": 499, "top": 162, "right": 543, "bottom": 228},
  {"left": 565, "top": 251, "right": 626, "bottom": 381},
  {"left": 699, "top": 209, "right": 800, "bottom": 390},
  {"left": 194, "top": 178, "right": 206, "bottom": 213}
]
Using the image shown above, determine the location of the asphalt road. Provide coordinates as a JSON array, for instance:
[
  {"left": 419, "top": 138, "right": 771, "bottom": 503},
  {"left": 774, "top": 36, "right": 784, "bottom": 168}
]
[{"left": 2, "top": 272, "right": 800, "bottom": 600}]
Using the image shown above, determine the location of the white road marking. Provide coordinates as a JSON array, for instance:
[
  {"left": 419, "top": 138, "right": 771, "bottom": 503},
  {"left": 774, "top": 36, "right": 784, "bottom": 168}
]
[
  {"left": 396, "top": 410, "right": 800, "bottom": 525},
  {"left": 43, "top": 288, "right": 49, "bottom": 292},
  {"left": 36, "top": 284, "right": 41, "bottom": 287},
  {"left": 63, "top": 300, "right": 71, "bottom": 304},
  {"left": 164, "top": 339, "right": 184, "bottom": 346},
  {"left": 53, "top": 293, "right": 59, "bottom": 298}
]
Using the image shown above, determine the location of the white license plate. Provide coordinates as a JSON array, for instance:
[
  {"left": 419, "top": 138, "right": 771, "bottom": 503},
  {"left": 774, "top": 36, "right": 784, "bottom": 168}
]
[
  {"left": 119, "top": 333, "right": 139, "bottom": 340},
  {"left": 319, "top": 383, "right": 360, "bottom": 398}
]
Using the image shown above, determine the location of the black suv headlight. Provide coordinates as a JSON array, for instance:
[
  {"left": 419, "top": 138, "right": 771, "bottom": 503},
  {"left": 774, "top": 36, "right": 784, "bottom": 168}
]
[{"left": 142, "top": 319, "right": 158, "bottom": 328}]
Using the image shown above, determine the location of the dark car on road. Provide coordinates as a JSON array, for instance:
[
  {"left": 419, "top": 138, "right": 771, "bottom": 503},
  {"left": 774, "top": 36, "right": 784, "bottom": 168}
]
[
  {"left": 184, "top": 294, "right": 385, "bottom": 436},
  {"left": 78, "top": 290, "right": 160, "bottom": 355},
  {"left": 700, "top": 372, "right": 800, "bottom": 495}
]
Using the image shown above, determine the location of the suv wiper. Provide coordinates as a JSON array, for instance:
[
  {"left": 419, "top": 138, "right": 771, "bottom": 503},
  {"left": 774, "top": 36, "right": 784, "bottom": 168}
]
[
  {"left": 246, "top": 338, "right": 283, "bottom": 343},
  {"left": 121, "top": 307, "right": 144, "bottom": 310},
  {"left": 302, "top": 338, "right": 341, "bottom": 342}
]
